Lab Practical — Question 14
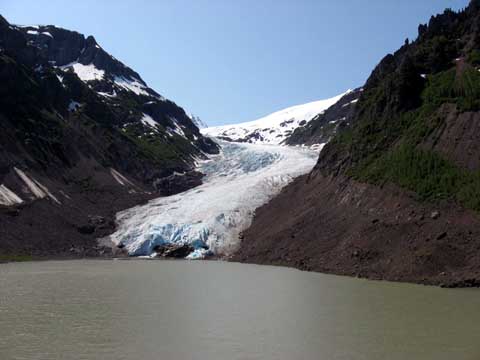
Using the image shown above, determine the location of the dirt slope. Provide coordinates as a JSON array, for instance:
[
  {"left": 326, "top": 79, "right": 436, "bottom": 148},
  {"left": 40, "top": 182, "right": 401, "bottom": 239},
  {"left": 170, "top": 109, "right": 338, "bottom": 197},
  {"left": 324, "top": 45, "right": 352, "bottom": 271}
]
[{"left": 233, "top": 172, "right": 480, "bottom": 287}]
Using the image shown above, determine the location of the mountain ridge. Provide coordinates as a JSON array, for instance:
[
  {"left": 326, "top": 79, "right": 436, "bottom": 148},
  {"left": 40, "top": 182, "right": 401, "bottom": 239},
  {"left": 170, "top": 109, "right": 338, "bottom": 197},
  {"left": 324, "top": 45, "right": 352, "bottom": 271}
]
[{"left": 202, "top": 92, "right": 349, "bottom": 146}]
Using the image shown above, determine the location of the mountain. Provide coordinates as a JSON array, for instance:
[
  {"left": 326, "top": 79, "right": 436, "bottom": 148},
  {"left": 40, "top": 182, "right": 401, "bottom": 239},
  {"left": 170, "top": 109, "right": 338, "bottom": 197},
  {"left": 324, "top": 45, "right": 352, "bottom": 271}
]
[
  {"left": 17, "top": 23, "right": 218, "bottom": 159},
  {"left": 190, "top": 114, "right": 208, "bottom": 129},
  {"left": 285, "top": 88, "right": 363, "bottom": 146},
  {"left": 234, "top": 1, "right": 480, "bottom": 287},
  {"left": 0, "top": 15, "right": 218, "bottom": 258},
  {"left": 202, "top": 92, "right": 348, "bottom": 145}
]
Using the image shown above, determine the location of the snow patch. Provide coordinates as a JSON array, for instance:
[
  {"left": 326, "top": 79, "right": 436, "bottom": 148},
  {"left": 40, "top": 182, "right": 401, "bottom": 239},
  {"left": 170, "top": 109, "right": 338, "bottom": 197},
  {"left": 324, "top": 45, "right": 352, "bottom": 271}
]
[
  {"left": 59, "top": 190, "right": 71, "bottom": 200},
  {"left": 190, "top": 114, "right": 208, "bottom": 129},
  {"left": 110, "top": 168, "right": 136, "bottom": 188},
  {"left": 0, "top": 185, "right": 23, "bottom": 206},
  {"left": 60, "top": 62, "right": 105, "bottom": 82},
  {"left": 167, "top": 118, "right": 186, "bottom": 138},
  {"left": 140, "top": 113, "right": 157, "bottom": 128},
  {"left": 342, "top": 98, "right": 359, "bottom": 108},
  {"left": 114, "top": 76, "right": 149, "bottom": 96},
  {"left": 98, "top": 90, "right": 117, "bottom": 98},
  {"left": 16, "top": 25, "right": 40, "bottom": 29},
  {"left": 14, "top": 167, "right": 60, "bottom": 204}
]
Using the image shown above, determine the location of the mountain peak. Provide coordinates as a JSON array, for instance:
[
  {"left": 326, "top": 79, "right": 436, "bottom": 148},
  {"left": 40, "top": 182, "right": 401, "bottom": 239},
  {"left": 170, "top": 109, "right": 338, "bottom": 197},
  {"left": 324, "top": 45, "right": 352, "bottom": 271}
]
[
  {"left": 17, "top": 24, "right": 147, "bottom": 92},
  {"left": 202, "top": 91, "right": 350, "bottom": 145}
]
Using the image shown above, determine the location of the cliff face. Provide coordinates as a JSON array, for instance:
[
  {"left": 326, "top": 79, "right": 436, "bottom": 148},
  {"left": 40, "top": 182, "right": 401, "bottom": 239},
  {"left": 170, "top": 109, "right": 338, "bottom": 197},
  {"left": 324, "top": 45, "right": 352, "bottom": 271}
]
[
  {"left": 0, "top": 16, "right": 218, "bottom": 257},
  {"left": 235, "top": 1, "right": 480, "bottom": 287}
]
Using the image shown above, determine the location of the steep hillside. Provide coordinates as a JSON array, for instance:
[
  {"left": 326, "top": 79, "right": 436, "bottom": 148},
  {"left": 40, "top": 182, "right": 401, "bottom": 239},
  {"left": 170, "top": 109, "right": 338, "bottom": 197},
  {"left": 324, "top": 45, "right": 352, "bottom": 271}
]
[
  {"left": 0, "top": 16, "right": 218, "bottom": 258},
  {"left": 190, "top": 114, "right": 208, "bottom": 129},
  {"left": 234, "top": 1, "right": 480, "bottom": 287},
  {"left": 202, "top": 92, "right": 347, "bottom": 146}
]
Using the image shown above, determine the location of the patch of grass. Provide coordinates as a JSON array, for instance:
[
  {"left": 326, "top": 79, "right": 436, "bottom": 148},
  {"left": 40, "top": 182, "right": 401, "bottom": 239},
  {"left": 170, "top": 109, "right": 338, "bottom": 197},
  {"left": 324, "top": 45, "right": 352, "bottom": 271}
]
[
  {"left": 422, "top": 66, "right": 480, "bottom": 112},
  {"left": 121, "top": 125, "right": 196, "bottom": 169},
  {"left": 467, "top": 49, "right": 480, "bottom": 66},
  {"left": 340, "top": 65, "right": 480, "bottom": 211},
  {"left": 0, "top": 255, "right": 34, "bottom": 262},
  {"left": 354, "top": 145, "right": 480, "bottom": 210}
]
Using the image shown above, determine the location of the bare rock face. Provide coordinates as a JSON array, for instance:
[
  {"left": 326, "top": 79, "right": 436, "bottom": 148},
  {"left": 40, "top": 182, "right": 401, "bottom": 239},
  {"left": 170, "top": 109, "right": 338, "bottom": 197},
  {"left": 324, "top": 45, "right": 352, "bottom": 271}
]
[
  {"left": 153, "top": 244, "right": 195, "bottom": 258},
  {"left": 154, "top": 171, "right": 204, "bottom": 196}
]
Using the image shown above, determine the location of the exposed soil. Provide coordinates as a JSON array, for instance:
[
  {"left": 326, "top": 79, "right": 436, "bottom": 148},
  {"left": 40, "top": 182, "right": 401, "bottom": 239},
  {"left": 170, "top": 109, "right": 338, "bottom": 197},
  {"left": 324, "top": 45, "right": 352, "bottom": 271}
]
[
  {"left": 232, "top": 171, "right": 480, "bottom": 288},
  {"left": 0, "top": 184, "right": 153, "bottom": 260}
]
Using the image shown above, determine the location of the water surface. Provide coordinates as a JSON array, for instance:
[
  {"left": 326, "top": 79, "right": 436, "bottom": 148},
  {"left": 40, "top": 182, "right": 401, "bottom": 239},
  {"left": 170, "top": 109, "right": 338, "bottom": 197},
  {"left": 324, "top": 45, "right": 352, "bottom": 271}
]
[{"left": 0, "top": 260, "right": 479, "bottom": 360}]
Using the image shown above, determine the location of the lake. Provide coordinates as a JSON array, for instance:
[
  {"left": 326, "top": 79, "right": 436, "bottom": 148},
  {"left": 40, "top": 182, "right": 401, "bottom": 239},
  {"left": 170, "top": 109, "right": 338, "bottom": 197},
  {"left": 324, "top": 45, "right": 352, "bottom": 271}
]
[{"left": 0, "top": 260, "right": 479, "bottom": 360}]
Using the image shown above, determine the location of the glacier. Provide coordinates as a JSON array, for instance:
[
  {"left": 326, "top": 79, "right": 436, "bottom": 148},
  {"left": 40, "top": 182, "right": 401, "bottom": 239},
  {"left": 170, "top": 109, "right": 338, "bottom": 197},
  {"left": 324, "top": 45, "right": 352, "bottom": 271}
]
[{"left": 109, "top": 141, "right": 318, "bottom": 258}]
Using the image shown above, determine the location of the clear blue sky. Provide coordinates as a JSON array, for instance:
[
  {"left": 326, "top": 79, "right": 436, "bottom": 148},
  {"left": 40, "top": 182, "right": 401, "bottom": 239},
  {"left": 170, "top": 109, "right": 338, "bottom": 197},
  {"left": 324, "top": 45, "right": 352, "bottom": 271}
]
[{"left": 2, "top": 0, "right": 469, "bottom": 126}]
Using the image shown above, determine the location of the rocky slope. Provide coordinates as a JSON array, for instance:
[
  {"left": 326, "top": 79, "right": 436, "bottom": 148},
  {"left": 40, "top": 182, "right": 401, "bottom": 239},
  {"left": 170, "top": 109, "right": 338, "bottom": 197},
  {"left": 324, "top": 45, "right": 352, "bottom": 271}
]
[
  {"left": 202, "top": 92, "right": 347, "bottom": 146},
  {"left": 285, "top": 88, "right": 362, "bottom": 146},
  {"left": 0, "top": 16, "right": 218, "bottom": 258},
  {"left": 234, "top": 1, "right": 480, "bottom": 287}
]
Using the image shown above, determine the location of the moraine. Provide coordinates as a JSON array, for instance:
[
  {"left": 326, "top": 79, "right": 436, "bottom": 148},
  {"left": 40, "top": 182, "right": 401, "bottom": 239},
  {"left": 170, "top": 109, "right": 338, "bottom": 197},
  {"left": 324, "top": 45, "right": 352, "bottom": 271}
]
[{"left": 109, "top": 141, "right": 318, "bottom": 258}]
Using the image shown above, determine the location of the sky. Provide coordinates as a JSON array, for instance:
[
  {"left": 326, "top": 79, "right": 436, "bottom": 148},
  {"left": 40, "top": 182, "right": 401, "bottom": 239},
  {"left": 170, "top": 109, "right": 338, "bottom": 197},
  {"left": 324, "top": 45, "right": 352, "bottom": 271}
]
[{"left": 2, "top": 0, "right": 470, "bottom": 126}]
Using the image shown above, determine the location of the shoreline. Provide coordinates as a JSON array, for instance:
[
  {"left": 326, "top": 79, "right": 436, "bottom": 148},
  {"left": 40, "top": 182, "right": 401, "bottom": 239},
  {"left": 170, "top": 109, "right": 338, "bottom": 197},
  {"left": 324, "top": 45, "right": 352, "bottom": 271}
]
[
  {"left": 1, "top": 252, "right": 479, "bottom": 289},
  {"left": 232, "top": 173, "right": 480, "bottom": 290},
  {"left": 3, "top": 159, "right": 479, "bottom": 289}
]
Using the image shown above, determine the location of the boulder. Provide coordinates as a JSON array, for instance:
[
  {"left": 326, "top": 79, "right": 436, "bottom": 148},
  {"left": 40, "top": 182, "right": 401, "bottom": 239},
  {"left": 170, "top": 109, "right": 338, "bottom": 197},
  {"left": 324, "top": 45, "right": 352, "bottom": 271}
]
[{"left": 153, "top": 244, "right": 194, "bottom": 258}]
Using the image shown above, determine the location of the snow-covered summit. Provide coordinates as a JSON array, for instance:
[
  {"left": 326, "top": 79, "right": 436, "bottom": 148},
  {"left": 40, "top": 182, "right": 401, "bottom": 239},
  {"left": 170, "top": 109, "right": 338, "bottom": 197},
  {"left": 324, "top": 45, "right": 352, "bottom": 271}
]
[
  {"left": 19, "top": 24, "right": 163, "bottom": 100},
  {"left": 15, "top": 23, "right": 219, "bottom": 158},
  {"left": 202, "top": 91, "right": 351, "bottom": 145}
]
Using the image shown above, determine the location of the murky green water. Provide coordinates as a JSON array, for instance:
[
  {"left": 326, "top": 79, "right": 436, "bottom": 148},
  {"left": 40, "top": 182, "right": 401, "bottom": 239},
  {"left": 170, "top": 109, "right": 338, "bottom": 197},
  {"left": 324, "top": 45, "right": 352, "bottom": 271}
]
[{"left": 0, "top": 260, "right": 479, "bottom": 360}]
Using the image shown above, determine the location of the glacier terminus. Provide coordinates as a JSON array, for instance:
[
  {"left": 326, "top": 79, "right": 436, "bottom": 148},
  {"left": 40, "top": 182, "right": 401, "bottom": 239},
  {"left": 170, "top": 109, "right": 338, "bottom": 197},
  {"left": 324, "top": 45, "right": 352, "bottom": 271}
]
[{"left": 109, "top": 141, "right": 318, "bottom": 259}]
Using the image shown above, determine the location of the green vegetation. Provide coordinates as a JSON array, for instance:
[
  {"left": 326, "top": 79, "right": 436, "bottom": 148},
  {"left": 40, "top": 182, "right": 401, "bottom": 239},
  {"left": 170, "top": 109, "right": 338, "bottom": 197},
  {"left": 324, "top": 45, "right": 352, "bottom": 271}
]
[
  {"left": 121, "top": 125, "right": 195, "bottom": 169},
  {"left": 413, "top": 35, "right": 458, "bottom": 74},
  {"left": 338, "top": 62, "right": 480, "bottom": 211},
  {"left": 467, "top": 49, "right": 480, "bottom": 66},
  {"left": 354, "top": 145, "right": 480, "bottom": 210},
  {"left": 423, "top": 67, "right": 480, "bottom": 112},
  {"left": 0, "top": 254, "right": 34, "bottom": 262}
]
